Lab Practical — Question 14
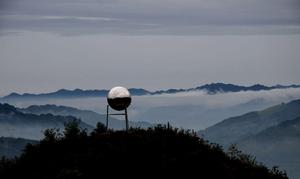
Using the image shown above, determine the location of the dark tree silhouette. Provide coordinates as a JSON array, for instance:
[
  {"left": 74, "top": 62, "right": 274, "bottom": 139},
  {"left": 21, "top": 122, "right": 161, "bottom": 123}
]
[{"left": 0, "top": 122, "right": 288, "bottom": 179}]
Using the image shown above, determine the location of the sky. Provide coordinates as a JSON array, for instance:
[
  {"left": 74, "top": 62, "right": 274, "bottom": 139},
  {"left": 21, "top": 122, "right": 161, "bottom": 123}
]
[{"left": 0, "top": 0, "right": 300, "bottom": 96}]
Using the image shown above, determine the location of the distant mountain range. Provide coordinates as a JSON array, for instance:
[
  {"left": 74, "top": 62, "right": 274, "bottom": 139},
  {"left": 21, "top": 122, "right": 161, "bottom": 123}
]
[
  {"left": 199, "top": 99, "right": 300, "bottom": 179},
  {"left": 238, "top": 117, "right": 300, "bottom": 179},
  {"left": 1, "top": 83, "right": 299, "bottom": 100},
  {"left": 20, "top": 104, "right": 152, "bottom": 129},
  {"left": 199, "top": 99, "right": 300, "bottom": 146},
  {"left": 0, "top": 103, "right": 152, "bottom": 140},
  {"left": 0, "top": 103, "right": 93, "bottom": 140},
  {"left": 0, "top": 103, "right": 152, "bottom": 158}
]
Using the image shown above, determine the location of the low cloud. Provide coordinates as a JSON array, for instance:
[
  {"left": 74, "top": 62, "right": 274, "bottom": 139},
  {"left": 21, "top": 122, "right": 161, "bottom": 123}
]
[
  {"left": 133, "top": 88, "right": 300, "bottom": 108},
  {"left": 4, "top": 88, "right": 300, "bottom": 130},
  {"left": 1, "top": 0, "right": 300, "bottom": 35}
]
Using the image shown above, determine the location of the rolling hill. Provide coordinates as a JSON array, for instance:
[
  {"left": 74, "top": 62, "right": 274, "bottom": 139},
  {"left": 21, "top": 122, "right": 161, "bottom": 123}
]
[
  {"left": 0, "top": 103, "right": 93, "bottom": 140},
  {"left": 0, "top": 124, "right": 288, "bottom": 179},
  {"left": 199, "top": 99, "right": 300, "bottom": 179},
  {"left": 19, "top": 104, "right": 152, "bottom": 129},
  {"left": 237, "top": 117, "right": 300, "bottom": 179},
  {"left": 199, "top": 99, "right": 300, "bottom": 146}
]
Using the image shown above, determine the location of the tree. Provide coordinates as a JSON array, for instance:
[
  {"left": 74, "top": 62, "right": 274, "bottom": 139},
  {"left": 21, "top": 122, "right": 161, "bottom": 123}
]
[
  {"left": 63, "top": 120, "right": 87, "bottom": 140},
  {"left": 91, "top": 122, "right": 106, "bottom": 135}
]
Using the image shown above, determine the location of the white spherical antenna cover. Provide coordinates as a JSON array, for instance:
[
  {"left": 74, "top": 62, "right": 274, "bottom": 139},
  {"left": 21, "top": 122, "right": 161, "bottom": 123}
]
[
  {"left": 108, "top": 86, "right": 131, "bottom": 99},
  {"left": 107, "top": 86, "right": 131, "bottom": 111}
]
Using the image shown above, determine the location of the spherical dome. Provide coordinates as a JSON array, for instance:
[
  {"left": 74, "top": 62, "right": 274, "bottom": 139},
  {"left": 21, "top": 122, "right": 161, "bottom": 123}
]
[
  {"left": 108, "top": 86, "right": 131, "bottom": 99},
  {"left": 107, "top": 86, "right": 131, "bottom": 111}
]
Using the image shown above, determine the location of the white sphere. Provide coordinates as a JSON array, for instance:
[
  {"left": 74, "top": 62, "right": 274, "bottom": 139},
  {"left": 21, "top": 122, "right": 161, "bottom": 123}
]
[
  {"left": 107, "top": 86, "right": 131, "bottom": 111},
  {"left": 108, "top": 86, "right": 131, "bottom": 99}
]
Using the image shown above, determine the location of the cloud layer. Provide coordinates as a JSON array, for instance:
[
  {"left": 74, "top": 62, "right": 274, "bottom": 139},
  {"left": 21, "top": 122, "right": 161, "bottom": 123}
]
[
  {"left": 4, "top": 88, "right": 300, "bottom": 130},
  {"left": 1, "top": 0, "right": 300, "bottom": 35}
]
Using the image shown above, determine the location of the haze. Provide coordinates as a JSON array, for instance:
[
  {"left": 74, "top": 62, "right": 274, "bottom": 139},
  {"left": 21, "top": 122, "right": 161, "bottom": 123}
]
[
  {"left": 4, "top": 88, "right": 300, "bottom": 130},
  {"left": 0, "top": 0, "right": 300, "bottom": 96}
]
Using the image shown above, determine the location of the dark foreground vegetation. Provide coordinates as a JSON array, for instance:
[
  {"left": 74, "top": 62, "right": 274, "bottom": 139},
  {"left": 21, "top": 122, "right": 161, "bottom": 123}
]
[{"left": 0, "top": 122, "right": 288, "bottom": 179}]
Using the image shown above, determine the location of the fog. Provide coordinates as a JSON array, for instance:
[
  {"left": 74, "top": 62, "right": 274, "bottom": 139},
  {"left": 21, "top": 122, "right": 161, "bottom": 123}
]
[
  {"left": 0, "top": 124, "right": 61, "bottom": 140},
  {"left": 3, "top": 88, "right": 300, "bottom": 130}
]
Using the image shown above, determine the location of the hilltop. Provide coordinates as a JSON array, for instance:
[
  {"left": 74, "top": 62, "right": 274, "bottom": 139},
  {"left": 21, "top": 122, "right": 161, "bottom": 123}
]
[{"left": 0, "top": 122, "right": 287, "bottom": 178}]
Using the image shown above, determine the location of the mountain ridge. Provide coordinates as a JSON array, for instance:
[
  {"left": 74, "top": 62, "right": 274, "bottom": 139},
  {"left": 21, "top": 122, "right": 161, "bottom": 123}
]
[
  {"left": 199, "top": 99, "right": 300, "bottom": 146},
  {"left": 198, "top": 99, "right": 300, "bottom": 179},
  {"left": 1, "top": 83, "right": 300, "bottom": 100},
  {"left": 19, "top": 104, "right": 153, "bottom": 129},
  {"left": 0, "top": 103, "right": 94, "bottom": 140},
  {"left": 236, "top": 116, "right": 300, "bottom": 179}
]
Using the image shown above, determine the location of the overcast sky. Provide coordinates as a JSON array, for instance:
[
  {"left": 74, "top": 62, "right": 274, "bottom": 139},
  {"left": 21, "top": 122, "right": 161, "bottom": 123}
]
[{"left": 0, "top": 0, "right": 300, "bottom": 96}]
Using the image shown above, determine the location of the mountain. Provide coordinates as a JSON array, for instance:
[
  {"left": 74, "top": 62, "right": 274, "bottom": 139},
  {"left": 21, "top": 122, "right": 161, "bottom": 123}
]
[
  {"left": 237, "top": 117, "right": 300, "bottom": 179},
  {"left": 131, "top": 99, "right": 273, "bottom": 130},
  {"left": 152, "top": 83, "right": 300, "bottom": 95},
  {"left": 1, "top": 83, "right": 299, "bottom": 101},
  {"left": 0, "top": 88, "right": 151, "bottom": 101},
  {"left": 0, "top": 137, "right": 37, "bottom": 158},
  {"left": 20, "top": 104, "right": 152, "bottom": 129},
  {"left": 195, "top": 83, "right": 271, "bottom": 94},
  {"left": 0, "top": 103, "right": 93, "bottom": 140},
  {"left": 199, "top": 99, "right": 300, "bottom": 146},
  {"left": 0, "top": 124, "right": 288, "bottom": 179}
]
